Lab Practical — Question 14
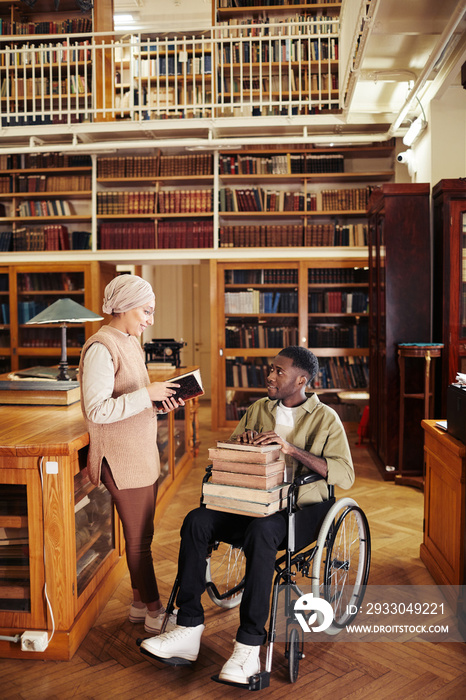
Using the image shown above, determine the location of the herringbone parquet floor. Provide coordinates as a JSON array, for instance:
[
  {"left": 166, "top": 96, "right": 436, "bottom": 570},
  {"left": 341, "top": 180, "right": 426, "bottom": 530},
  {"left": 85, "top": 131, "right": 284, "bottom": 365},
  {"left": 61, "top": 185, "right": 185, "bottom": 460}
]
[{"left": 3, "top": 404, "right": 466, "bottom": 699}]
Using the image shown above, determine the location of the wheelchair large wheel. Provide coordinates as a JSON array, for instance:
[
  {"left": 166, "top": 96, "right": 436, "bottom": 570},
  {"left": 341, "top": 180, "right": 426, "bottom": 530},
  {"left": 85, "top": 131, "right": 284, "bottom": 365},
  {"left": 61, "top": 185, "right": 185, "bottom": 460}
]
[
  {"left": 205, "top": 542, "right": 246, "bottom": 608},
  {"left": 311, "top": 498, "right": 370, "bottom": 634}
]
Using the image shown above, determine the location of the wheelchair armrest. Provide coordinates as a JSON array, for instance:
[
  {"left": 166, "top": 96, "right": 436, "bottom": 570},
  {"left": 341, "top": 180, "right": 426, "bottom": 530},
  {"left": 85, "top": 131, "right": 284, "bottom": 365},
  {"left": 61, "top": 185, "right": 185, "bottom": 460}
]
[{"left": 287, "top": 471, "right": 333, "bottom": 513}]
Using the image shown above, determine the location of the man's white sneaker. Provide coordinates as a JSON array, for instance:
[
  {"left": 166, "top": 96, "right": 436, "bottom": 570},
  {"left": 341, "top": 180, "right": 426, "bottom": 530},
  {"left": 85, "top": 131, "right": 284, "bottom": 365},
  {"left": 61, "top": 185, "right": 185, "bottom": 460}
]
[
  {"left": 144, "top": 609, "right": 177, "bottom": 634},
  {"left": 218, "top": 641, "right": 261, "bottom": 684},
  {"left": 139, "top": 624, "right": 204, "bottom": 662}
]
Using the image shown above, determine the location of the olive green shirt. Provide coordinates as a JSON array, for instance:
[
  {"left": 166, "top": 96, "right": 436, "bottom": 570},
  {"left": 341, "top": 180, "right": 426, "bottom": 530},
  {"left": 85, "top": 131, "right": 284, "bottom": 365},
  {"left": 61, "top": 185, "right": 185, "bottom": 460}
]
[{"left": 230, "top": 393, "right": 354, "bottom": 506}]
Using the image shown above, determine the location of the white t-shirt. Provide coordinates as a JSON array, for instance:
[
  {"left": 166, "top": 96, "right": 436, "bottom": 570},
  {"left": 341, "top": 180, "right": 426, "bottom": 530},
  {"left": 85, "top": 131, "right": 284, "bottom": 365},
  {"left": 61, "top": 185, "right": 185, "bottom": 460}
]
[{"left": 274, "top": 401, "right": 300, "bottom": 482}]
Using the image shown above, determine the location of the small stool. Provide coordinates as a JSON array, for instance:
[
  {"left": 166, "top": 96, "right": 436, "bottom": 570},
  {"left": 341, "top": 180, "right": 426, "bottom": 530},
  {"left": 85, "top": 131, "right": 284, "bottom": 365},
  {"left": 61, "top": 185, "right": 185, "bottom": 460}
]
[
  {"left": 337, "top": 391, "right": 370, "bottom": 446},
  {"left": 396, "top": 343, "right": 443, "bottom": 488}
]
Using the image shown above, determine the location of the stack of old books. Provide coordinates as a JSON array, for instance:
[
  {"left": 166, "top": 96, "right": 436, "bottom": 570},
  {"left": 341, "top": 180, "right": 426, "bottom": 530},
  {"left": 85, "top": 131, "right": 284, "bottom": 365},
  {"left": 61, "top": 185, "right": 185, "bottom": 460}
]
[{"left": 202, "top": 440, "right": 289, "bottom": 517}]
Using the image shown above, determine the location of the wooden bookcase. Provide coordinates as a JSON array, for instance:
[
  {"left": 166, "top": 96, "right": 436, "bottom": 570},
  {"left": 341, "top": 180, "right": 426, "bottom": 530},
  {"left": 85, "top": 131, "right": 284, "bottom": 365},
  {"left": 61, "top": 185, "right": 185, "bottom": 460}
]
[
  {"left": 0, "top": 261, "right": 115, "bottom": 373},
  {"left": 432, "top": 179, "right": 466, "bottom": 416},
  {"left": 210, "top": 257, "right": 369, "bottom": 430},
  {"left": 0, "top": 264, "right": 9, "bottom": 373},
  {"left": 214, "top": 1, "right": 342, "bottom": 116},
  {"left": 0, "top": 154, "right": 93, "bottom": 252},
  {"left": 367, "top": 184, "right": 431, "bottom": 480},
  {"left": 218, "top": 143, "right": 394, "bottom": 248},
  {"left": 96, "top": 152, "right": 214, "bottom": 250},
  {"left": 114, "top": 36, "right": 213, "bottom": 120},
  {"left": 0, "top": 0, "right": 94, "bottom": 127}
]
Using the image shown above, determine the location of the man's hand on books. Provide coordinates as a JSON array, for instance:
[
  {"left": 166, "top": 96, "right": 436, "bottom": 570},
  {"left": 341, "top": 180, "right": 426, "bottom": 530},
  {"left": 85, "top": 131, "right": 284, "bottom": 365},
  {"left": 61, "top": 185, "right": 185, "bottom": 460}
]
[
  {"left": 147, "top": 381, "right": 185, "bottom": 413},
  {"left": 234, "top": 429, "right": 287, "bottom": 452}
]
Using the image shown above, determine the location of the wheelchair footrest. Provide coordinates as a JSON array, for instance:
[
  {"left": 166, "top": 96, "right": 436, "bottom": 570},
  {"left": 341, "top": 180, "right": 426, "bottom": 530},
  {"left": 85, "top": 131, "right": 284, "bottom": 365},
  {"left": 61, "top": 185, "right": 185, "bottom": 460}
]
[
  {"left": 136, "top": 638, "right": 193, "bottom": 666},
  {"left": 211, "top": 671, "right": 270, "bottom": 691}
]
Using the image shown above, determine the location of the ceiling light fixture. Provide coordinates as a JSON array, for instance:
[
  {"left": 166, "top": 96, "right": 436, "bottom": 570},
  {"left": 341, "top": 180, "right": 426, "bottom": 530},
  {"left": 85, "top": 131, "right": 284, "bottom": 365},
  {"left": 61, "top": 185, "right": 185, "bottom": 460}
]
[{"left": 403, "top": 117, "right": 427, "bottom": 147}]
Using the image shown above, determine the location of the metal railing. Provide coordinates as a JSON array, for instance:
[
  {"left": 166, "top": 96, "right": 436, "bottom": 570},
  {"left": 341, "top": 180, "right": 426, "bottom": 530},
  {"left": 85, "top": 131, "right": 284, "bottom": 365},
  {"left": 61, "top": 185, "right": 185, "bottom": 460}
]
[{"left": 0, "top": 17, "right": 340, "bottom": 127}]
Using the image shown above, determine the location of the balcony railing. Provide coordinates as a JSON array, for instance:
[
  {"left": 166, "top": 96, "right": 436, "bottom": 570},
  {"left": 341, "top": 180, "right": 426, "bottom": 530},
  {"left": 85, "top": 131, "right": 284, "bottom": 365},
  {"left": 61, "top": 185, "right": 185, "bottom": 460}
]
[{"left": 0, "top": 17, "right": 340, "bottom": 128}]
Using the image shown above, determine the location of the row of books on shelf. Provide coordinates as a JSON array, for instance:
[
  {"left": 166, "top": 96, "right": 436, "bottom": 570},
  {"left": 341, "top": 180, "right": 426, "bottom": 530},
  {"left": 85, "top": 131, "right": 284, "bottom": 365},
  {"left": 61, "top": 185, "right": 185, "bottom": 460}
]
[
  {"left": 159, "top": 154, "right": 213, "bottom": 177},
  {"left": 315, "top": 355, "right": 369, "bottom": 391},
  {"left": 20, "top": 327, "right": 84, "bottom": 347},
  {"left": 98, "top": 222, "right": 155, "bottom": 250},
  {"left": 6, "top": 228, "right": 90, "bottom": 252},
  {"left": 219, "top": 34, "right": 338, "bottom": 66},
  {"left": 225, "top": 289, "right": 298, "bottom": 314},
  {"left": 308, "top": 290, "right": 368, "bottom": 314},
  {"left": 134, "top": 54, "right": 212, "bottom": 77},
  {"left": 218, "top": 103, "right": 337, "bottom": 118},
  {"left": 305, "top": 223, "right": 368, "bottom": 247},
  {"left": 97, "top": 155, "right": 160, "bottom": 179},
  {"left": 219, "top": 152, "right": 344, "bottom": 175},
  {"left": 1, "top": 75, "right": 89, "bottom": 98},
  {"left": 219, "top": 224, "right": 303, "bottom": 247},
  {"left": 321, "top": 187, "right": 372, "bottom": 211},
  {"left": 226, "top": 322, "right": 299, "bottom": 348},
  {"left": 12, "top": 174, "right": 91, "bottom": 193},
  {"left": 0, "top": 153, "right": 91, "bottom": 171},
  {"left": 17, "top": 300, "right": 47, "bottom": 324},
  {"left": 225, "top": 354, "right": 368, "bottom": 392},
  {"left": 17, "top": 199, "right": 73, "bottom": 217},
  {"left": 17, "top": 271, "right": 83, "bottom": 292},
  {"left": 158, "top": 189, "right": 213, "bottom": 213},
  {"left": 0, "top": 18, "right": 92, "bottom": 36},
  {"left": 97, "top": 191, "right": 157, "bottom": 215},
  {"left": 0, "top": 303, "right": 9, "bottom": 324},
  {"left": 157, "top": 221, "right": 214, "bottom": 249},
  {"left": 218, "top": 1, "right": 337, "bottom": 8},
  {"left": 0, "top": 41, "right": 91, "bottom": 67},
  {"left": 218, "top": 70, "right": 337, "bottom": 96},
  {"left": 219, "top": 187, "right": 370, "bottom": 212},
  {"left": 308, "top": 322, "right": 368, "bottom": 349},
  {"left": 225, "top": 268, "right": 298, "bottom": 284},
  {"left": 308, "top": 267, "right": 368, "bottom": 284},
  {"left": 218, "top": 16, "right": 339, "bottom": 39}
]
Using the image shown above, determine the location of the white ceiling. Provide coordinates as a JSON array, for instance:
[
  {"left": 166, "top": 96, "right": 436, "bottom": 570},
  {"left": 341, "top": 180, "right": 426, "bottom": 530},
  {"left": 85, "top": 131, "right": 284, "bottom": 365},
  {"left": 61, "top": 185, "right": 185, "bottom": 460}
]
[{"left": 113, "top": 0, "right": 466, "bottom": 133}]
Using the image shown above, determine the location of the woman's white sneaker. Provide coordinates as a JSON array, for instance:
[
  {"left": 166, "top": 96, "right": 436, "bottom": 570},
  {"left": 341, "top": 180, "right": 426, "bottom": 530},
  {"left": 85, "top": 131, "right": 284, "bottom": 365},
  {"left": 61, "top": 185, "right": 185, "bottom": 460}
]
[
  {"left": 139, "top": 624, "right": 204, "bottom": 662},
  {"left": 218, "top": 641, "right": 261, "bottom": 684}
]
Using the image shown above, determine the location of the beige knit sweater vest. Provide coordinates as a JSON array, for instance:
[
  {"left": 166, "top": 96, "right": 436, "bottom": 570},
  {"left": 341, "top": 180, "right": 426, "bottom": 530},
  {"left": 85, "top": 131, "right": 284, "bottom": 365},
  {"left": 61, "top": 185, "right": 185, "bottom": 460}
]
[{"left": 79, "top": 325, "right": 160, "bottom": 489}]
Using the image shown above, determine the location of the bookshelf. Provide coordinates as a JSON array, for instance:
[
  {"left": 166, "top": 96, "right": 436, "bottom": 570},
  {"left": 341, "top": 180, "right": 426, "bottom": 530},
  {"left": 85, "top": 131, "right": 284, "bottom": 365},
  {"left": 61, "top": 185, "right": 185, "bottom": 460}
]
[
  {"left": 218, "top": 143, "right": 394, "bottom": 248},
  {"left": 96, "top": 152, "right": 214, "bottom": 250},
  {"left": 0, "top": 0, "right": 94, "bottom": 127},
  {"left": 0, "top": 153, "right": 93, "bottom": 252},
  {"left": 367, "top": 184, "right": 431, "bottom": 480},
  {"left": 215, "top": 1, "right": 341, "bottom": 116},
  {"left": 210, "top": 258, "right": 369, "bottom": 429},
  {"left": 114, "top": 35, "right": 213, "bottom": 120},
  {"left": 2, "top": 261, "right": 114, "bottom": 373}
]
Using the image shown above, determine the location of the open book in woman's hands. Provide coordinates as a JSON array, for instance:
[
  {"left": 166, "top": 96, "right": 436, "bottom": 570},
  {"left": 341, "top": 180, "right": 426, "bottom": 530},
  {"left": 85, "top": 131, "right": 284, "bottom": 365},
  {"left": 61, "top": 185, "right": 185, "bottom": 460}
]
[{"left": 154, "top": 368, "right": 204, "bottom": 409}]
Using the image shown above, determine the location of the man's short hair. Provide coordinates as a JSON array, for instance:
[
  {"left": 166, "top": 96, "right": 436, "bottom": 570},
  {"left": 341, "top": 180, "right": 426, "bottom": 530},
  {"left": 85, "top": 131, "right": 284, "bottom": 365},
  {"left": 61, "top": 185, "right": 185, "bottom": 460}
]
[{"left": 278, "top": 346, "right": 319, "bottom": 385}]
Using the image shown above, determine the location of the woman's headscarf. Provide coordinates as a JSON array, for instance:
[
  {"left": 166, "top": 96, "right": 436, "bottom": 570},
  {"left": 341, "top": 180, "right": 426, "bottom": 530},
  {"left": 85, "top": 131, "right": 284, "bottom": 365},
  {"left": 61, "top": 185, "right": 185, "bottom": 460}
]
[{"left": 102, "top": 275, "right": 155, "bottom": 315}]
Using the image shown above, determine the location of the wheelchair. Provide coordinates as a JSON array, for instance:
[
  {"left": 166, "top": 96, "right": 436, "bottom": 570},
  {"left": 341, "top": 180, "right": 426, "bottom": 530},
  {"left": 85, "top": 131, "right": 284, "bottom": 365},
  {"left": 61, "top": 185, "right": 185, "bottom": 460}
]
[{"left": 138, "top": 467, "right": 371, "bottom": 690}]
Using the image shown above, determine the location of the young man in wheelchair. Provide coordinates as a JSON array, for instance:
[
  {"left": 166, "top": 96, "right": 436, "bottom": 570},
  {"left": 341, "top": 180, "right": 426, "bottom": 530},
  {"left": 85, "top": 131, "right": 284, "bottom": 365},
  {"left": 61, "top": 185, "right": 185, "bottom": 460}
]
[{"left": 140, "top": 345, "right": 354, "bottom": 685}]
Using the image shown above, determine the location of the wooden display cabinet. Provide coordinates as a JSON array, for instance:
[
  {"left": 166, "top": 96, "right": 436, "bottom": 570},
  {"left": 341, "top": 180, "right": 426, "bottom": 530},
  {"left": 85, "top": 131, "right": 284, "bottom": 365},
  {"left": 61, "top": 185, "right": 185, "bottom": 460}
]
[
  {"left": 367, "top": 184, "right": 431, "bottom": 480},
  {"left": 0, "top": 366, "right": 200, "bottom": 660},
  {"left": 432, "top": 179, "right": 466, "bottom": 415},
  {"left": 210, "top": 258, "right": 369, "bottom": 430}
]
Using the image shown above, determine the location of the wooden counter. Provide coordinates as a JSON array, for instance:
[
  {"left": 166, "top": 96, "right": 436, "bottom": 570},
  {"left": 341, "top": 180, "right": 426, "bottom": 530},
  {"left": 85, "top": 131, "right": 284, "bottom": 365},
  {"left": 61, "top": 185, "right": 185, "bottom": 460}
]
[
  {"left": 0, "top": 366, "right": 199, "bottom": 660},
  {"left": 420, "top": 419, "right": 466, "bottom": 611}
]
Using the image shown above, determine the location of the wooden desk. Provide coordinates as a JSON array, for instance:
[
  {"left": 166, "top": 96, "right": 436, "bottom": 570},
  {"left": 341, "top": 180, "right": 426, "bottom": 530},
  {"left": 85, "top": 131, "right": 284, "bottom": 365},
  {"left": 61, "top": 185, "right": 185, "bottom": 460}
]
[
  {"left": 420, "top": 420, "right": 466, "bottom": 611},
  {"left": 0, "top": 366, "right": 199, "bottom": 660}
]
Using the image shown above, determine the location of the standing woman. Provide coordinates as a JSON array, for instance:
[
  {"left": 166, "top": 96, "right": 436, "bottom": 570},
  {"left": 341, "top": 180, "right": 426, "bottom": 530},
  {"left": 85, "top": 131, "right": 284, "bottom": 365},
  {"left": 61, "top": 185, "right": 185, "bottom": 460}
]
[{"left": 79, "top": 274, "right": 183, "bottom": 633}]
